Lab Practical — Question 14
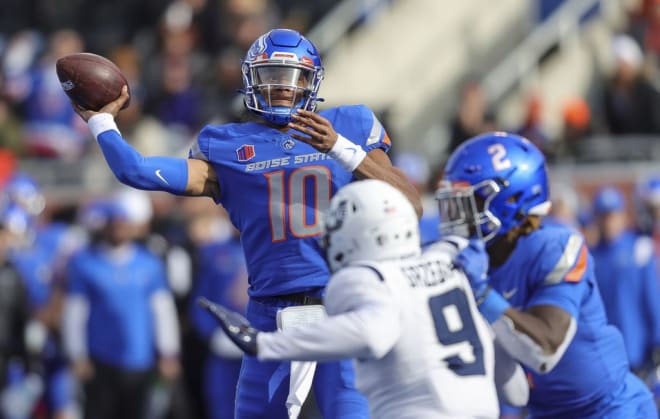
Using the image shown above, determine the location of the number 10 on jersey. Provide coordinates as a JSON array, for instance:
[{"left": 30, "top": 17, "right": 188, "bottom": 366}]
[{"left": 265, "top": 166, "right": 332, "bottom": 242}]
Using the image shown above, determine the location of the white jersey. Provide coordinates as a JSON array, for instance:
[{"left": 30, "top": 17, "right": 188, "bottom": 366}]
[{"left": 257, "top": 241, "right": 499, "bottom": 419}]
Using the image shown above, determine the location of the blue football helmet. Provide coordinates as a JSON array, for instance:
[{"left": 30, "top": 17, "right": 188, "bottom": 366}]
[
  {"left": 4, "top": 173, "right": 45, "bottom": 216},
  {"left": 241, "top": 28, "right": 324, "bottom": 126},
  {"left": 78, "top": 199, "right": 128, "bottom": 232},
  {"left": 436, "top": 132, "right": 551, "bottom": 241},
  {"left": 0, "top": 202, "right": 34, "bottom": 247}
]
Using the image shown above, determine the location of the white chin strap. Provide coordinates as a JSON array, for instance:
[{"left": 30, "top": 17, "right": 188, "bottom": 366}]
[{"left": 528, "top": 201, "right": 552, "bottom": 216}]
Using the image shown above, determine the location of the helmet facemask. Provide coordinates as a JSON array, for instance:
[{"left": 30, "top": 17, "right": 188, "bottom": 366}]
[
  {"left": 242, "top": 60, "right": 324, "bottom": 126},
  {"left": 436, "top": 179, "right": 503, "bottom": 242}
]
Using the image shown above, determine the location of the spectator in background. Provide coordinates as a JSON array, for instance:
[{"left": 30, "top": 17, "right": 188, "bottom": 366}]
[
  {"left": 0, "top": 74, "right": 24, "bottom": 156},
  {"left": 5, "top": 173, "right": 81, "bottom": 419},
  {"left": 545, "top": 179, "right": 582, "bottom": 228},
  {"left": 636, "top": 175, "right": 660, "bottom": 255},
  {"left": 514, "top": 93, "right": 551, "bottom": 156},
  {"left": 0, "top": 203, "right": 42, "bottom": 419},
  {"left": 188, "top": 205, "right": 248, "bottom": 419},
  {"left": 62, "top": 193, "right": 181, "bottom": 419},
  {"left": 603, "top": 34, "right": 660, "bottom": 135},
  {"left": 142, "top": 2, "right": 211, "bottom": 150},
  {"left": 5, "top": 29, "right": 89, "bottom": 159},
  {"left": 589, "top": 186, "right": 660, "bottom": 383},
  {"left": 630, "top": 0, "right": 660, "bottom": 61},
  {"left": 553, "top": 96, "right": 592, "bottom": 161},
  {"left": 447, "top": 78, "right": 497, "bottom": 153}
]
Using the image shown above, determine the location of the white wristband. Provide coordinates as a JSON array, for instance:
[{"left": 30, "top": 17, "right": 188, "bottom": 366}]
[
  {"left": 327, "top": 134, "right": 367, "bottom": 172},
  {"left": 88, "top": 113, "right": 119, "bottom": 140}
]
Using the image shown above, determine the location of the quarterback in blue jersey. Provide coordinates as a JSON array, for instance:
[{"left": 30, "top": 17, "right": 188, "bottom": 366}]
[
  {"left": 436, "top": 132, "right": 657, "bottom": 419},
  {"left": 69, "top": 28, "right": 421, "bottom": 418}
]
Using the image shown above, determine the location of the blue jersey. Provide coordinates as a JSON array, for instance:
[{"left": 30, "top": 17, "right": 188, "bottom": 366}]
[
  {"left": 67, "top": 243, "right": 168, "bottom": 369},
  {"left": 590, "top": 231, "right": 660, "bottom": 370},
  {"left": 189, "top": 237, "right": 248, "bottom": 339},
  {"left": 190, "top": 105, "right": 391, "bottom": 297},
  {"left": 489, "top": 223, "right": 638, "bottom": 417}
]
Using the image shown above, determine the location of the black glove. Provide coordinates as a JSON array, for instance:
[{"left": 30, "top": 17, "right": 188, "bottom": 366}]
[{"left": 197, "top": 297, "right": 259, "bottom": 356}]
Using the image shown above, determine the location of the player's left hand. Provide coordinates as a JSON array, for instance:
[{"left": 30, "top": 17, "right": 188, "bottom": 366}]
[
  {"left": 198, "top": 297, "right": 259, "bottom": 356},
  {"left": 452, "top": 239, "right": 490, "bottom": 298},
  {"left": 288, "top": 109, "right": 338, "bottom": 153}
]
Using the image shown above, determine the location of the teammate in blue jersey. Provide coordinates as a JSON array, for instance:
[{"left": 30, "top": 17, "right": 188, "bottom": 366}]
[
  {"left": 4, "top": 173, "right": 79, "bottom": 419},
  {"left": 68, "top": 28, "right": 421, "bottom": 418},
  {"left": 62, "top": 198, "right": 181, "bottom": 419},
  {"left": 189, "top": 227, "right": 248, "bottom": 419},
  {"left": 590, "top": 186, "right": 660, "bottom": 375},
  {"left": 435, "top": 132, "right": 657, "bottom": 419}
]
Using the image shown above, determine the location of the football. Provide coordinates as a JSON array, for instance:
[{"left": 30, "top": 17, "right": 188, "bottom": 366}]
[{"left": 56, "top": 52, "right": 130, "bottom": 111}]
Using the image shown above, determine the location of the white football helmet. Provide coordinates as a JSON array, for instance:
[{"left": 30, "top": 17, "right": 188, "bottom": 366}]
[{"left": 322, "top": 179, "right": 420, "bottom": 272}]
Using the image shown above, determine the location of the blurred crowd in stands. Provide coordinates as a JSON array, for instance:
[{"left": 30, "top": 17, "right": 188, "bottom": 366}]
[
  {"left": 0, "top": 0, "right": 337, "bottom": 160},
  {"left": 447, "top": 0, "right": 660, "bottom": 164},
  {"left": 2, "top": 0, "right": 660, "bottom": 418}
]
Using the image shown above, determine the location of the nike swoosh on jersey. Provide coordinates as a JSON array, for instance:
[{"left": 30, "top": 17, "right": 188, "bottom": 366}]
[
  {"left": 155, "top": 169, "right": 169, "bottom": 185},
  {"left": 502, "top": 288, "right": 517, "bottom": 299}
]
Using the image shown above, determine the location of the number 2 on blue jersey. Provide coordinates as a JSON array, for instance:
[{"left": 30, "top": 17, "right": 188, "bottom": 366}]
[
  {"left": 265, "top": 166, "right": 332, "bottom": 242},
  {"left": 428, "top": 288, "right": 485, "bottom": 376}
]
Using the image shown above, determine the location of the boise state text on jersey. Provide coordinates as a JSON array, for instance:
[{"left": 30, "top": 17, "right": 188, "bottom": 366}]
[{"left": 190, "top": 105, "right": 390, "bottom": 297}]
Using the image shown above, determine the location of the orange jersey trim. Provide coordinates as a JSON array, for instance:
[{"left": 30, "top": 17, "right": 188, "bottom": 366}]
[{"left": 564, "top": 244, "right": 587, "bottom": 282}]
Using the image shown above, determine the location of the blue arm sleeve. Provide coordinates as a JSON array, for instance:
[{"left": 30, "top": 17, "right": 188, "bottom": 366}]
[{"left": 96, "top": 129, "right": 188, "bottom": 194}]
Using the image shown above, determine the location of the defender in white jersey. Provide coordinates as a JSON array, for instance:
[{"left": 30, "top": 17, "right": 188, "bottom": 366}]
[{"left": 200, "top": 179, "right": 505, "bottom": 418}]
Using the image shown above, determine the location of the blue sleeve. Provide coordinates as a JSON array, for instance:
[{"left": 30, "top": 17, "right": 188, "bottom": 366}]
[
  {"left": 527, "top": 280, "right": 585, "bottom": 318},
  {"left": 525, "top": 230, "right": 588, "bottom": 318},
  {"left": 356, "top": 105, "right": 392, "bottom": 154},
  {"left": 96, "top": 130, "right": 189, "bottom": 194},
  {"left": 329, "top": 105, "right": 392, "bottom": 154}
]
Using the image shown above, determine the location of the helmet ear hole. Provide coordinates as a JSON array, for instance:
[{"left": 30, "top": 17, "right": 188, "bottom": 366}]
[{"left": 507, "top": 192, "right": 523, "bottom": 204}]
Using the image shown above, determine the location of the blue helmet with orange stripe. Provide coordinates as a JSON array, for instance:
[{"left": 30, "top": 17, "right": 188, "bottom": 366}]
[
  {"left": 241, "top": 29, "right": 324, "bottom": 126},
  {"left": 436, "top": 132, "right": 551, "bottom": 241}
]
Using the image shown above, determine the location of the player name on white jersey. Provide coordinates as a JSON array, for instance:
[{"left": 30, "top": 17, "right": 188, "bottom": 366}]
[{"left": 400, "top": 259, "right": 453, "bottom": 288}]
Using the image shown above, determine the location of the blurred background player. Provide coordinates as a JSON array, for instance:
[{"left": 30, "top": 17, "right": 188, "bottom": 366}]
[
  {"left": 636, "top": 175, "right": 660, "bottom": 254},
  {"left": 3, "top": 172, "right": 80, "bottom": 419},
  {"left": 589, "top": 186, "right": 660, "bottom": 382},
  {"left": 199, "top": 179, "right": 529, "bottom": 419},
  {"left": 436, "top": 132, "right": 657, "bottom": 418},
  {"left": 62, "top": 193, "right": 181, "bottom": 419},
  {"left": 69, "top": 28, "right": 421, "bottom": 418},
  {"left": 0, "top": 203, "right": 42, "bottom": 419},
  {"left": 188, "top": 204, "right": 248, "bottom": 419}
]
